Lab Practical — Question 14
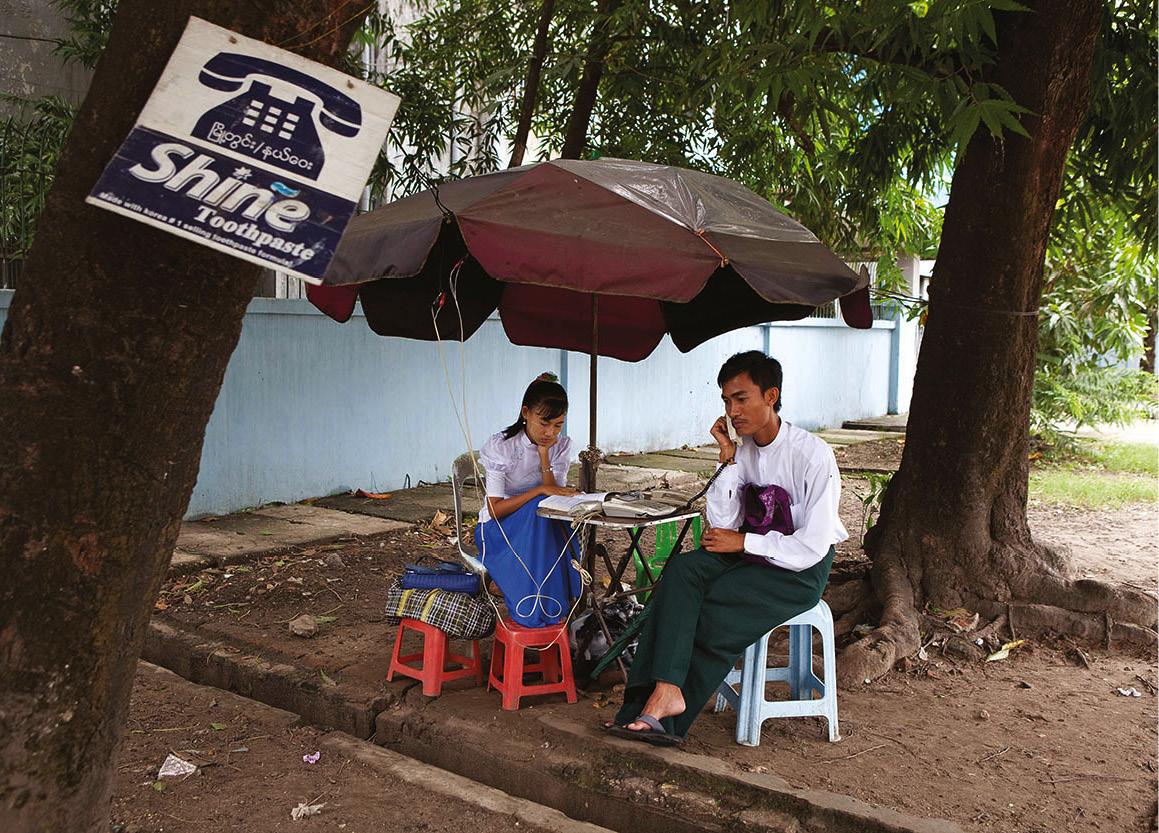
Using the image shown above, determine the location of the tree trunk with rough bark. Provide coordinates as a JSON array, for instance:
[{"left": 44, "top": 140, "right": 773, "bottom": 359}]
[
  {"left": 839, "top": 0, "right": 1158, "bottom": 684},
  {"left": 1142, "top": 317, "right": 1155, "bottom": 374},
  {"left": 560, "top": 0, "right": 623, "bottom": 159},
  {"left": 509, "top": 0, "right": 555, "bottom": 168},
  {"left": 0, "top": 2, "right": 368, "bottom": 829}
]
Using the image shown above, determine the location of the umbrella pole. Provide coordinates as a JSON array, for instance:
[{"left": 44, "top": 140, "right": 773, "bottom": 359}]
[
  {"left": 579, "top": 294, "right": 602, "bottom": 617},
  {"left": 580, "top": 293, "right": 600, "bottom": 492}
]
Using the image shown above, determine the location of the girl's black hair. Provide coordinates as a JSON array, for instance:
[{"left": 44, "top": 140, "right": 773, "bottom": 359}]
[{"left": 502, "top": 378, "right": 568, "bottom": 439}]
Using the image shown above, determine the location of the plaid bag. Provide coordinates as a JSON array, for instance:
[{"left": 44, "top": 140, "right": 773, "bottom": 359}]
[{"left": 384, "top": 578, "right": 495, "bottom": 639}]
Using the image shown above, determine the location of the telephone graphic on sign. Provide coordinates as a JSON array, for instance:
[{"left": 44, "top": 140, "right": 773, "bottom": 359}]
[
  {"left": 88, "top": 16, "right": 399, "bottom": 283},
  {"left": 191, "top": 53, "right": 362, "bottom": 181}
]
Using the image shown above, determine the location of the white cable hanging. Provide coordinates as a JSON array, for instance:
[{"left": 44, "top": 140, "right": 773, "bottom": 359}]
[{"left": 430, "top": 260, "right": 593, "bottom": 650}]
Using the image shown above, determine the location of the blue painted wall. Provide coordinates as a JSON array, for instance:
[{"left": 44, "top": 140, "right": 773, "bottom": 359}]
[{"left": 0, "top": 291, "right": 897, "bottom": 518}]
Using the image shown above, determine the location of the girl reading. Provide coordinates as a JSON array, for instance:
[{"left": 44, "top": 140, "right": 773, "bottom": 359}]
[{"left": 477, "top": 374, "right": 583, "bottom": 627}]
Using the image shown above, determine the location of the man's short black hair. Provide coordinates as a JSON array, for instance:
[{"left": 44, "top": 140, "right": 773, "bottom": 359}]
[{"left": 717, "top": 351, "right": 783, "bottom": 412}]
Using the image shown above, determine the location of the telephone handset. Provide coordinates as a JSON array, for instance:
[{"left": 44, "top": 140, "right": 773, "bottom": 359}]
[
  {"left": 568, "top": 499, "right": 606, "bottom": 517},
  {"left": 191, "top": 52, "right": 364, "bottom": 180},
  {"left": 725, "top": 414, "right": 742, "bottom": 447}
]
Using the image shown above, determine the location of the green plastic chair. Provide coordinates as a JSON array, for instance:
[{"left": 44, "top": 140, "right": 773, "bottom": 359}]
[{"left": 632, "top": 516, "right": 702, "bottom": 601}]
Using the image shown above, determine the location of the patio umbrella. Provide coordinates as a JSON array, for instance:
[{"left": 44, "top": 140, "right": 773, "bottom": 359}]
[{"left": 306, "top": 157, "right": 871, "bottom": 487}]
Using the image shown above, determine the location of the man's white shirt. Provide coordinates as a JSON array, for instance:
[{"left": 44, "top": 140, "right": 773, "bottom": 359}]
[{"left": 706, "top": 421, "right": 848, "bottom": 571}]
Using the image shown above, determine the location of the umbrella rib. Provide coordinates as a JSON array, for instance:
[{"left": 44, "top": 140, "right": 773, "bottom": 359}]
[{"left": 694, "top": 229, "right": 728, "bottom": 267}]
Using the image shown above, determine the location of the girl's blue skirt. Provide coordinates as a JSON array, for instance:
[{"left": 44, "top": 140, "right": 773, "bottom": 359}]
[{"left": 478, "top": 496, "right": 582, "bottom": 627}]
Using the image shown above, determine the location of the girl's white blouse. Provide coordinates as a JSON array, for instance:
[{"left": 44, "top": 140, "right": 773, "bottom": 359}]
[{"left": 477, "top": 431, "right": 573, "bottom": 524}]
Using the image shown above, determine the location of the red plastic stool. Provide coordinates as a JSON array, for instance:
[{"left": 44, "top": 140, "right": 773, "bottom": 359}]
[
  {"left": 487, "top": 617, "right": 577, "bottom": 710},
  {"left": 387, "top": 618, "right": 484, "bottom": 696}
]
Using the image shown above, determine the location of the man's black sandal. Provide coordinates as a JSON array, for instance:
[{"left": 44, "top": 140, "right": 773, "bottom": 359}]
[{"left": 602, "top": 715, "right": 684, "bottom": 747}]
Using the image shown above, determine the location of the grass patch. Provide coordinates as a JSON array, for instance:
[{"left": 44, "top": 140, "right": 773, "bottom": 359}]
[
  {"left": 1029, "top": 469, "right": 1157, "bottom": 508},
  {"left": 1045, "top": 439, "right": 1158, "bottom": 476},
  {"left": 1080, "top": 441, "right": 1158, "bottom": 475},
  {"left": 1031, "top": 438, "right": 1157, "bottom": 507}
]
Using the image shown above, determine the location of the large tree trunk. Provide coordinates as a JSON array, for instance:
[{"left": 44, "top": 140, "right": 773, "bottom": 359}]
[
  {"left": 1142, "top": 316, "right": 1155, "bottom": 374},
  {"left": 0, "top": 2, "right": 369, "bottom": 829},
  {"left": 840, "top": 0, "right": 1157, "bottom": 684},
  {"left": 560, "top": 0, "right": 623, "bottom": 159},
  {"left": 509, "top": 0, "right": 555, "bottom": 168}
]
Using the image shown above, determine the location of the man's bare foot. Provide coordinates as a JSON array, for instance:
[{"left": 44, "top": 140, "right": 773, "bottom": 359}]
[{"left": 604, "top": 681, "right": 685, "bottom": 732}]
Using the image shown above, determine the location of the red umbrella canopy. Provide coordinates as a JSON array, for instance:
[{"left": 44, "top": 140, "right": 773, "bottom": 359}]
[{"left": 308, "top": 158, "right": 871, "bottom": 360}]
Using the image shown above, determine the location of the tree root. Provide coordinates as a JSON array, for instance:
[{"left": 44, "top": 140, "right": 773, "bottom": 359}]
[
  {"left": 833, "top": 599, "right": 881, "bottom": 639},
  {"left": 1011, "top": 572, "right": 1157, "bottom": 627},
  {"left": 837, "top": 621, "right": 921, "bottom": 687},
  {"left": 836, "top": 549, "right": 920, "bottom": 686},
  {"left": 836, "top": 544, "right": 1158, "bottom": 683},
  {"left": 823, "top": 576, "right": 873, "bottom": 617},
  {"left": 974, "top": 600, "right": 1158, "bottom": 648}
]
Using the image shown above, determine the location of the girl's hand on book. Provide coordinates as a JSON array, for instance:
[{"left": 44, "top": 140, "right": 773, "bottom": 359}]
[{"left": 540, "top": 484, "right": 578, "bottom": 497}]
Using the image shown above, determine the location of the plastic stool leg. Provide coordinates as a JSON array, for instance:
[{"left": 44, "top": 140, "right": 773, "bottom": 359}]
[
  {"left": 386, "top": 622, "right": 407, "bottom": 682},
  {"left": 472, "top": 640, "right": 485, "bottom": 685},
  {"left": 502, "top": 632, "right": 523, "bottom": 710},
  {"left": 488, "top": 637, "right": 504, "bottom": 692},
  {"left": 541, "top": 646, "right": 560, "bottom": 682},
  {"left": 820, "top": 613, "right": 840, "bottom": 741},
  {"left": 737, "top": 632, "right": 769, "bottom": 746},
  {"left": 789, "top": 623, "right": 813, "bottom": 700},
  {"left": 422, "top": 628, "right": 448, "bottom": 695},
  {"left": 556, "top": 640, "right": 578, "bottom": 704}
]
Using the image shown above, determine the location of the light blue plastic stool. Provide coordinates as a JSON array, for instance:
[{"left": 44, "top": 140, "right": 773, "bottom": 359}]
[{"left": 713, "top": 600, "right": 840, "bottom": 744}]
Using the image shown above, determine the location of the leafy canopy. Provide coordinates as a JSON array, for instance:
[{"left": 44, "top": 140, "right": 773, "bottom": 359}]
[{"left": 5, "top": 0, "right": 1154, "bottom": 390}]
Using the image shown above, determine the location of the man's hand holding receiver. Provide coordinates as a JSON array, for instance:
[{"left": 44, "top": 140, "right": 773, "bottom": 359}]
[
  {"left": 702, "top": 526, "right": 745, "bottom": 553},
  {"left": 710, "top": 416, "right": 736, "bottom": 464}
]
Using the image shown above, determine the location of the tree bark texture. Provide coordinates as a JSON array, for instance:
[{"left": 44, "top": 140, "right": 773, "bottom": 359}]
[
  {"left": 1142, "top": 317, "right": 1155, "bottom": 373},
  {"left": 841, "top": 0, "right": 1157, "bottom": 684},
  {"left": 509, "top": 0, "right": 555, "bottom": 168},
  {"left": 0, "top": 2, "right": 369, "bottom": 829},
  {"left": 560, "top": 0, "right": 623, "bottom": 159}
]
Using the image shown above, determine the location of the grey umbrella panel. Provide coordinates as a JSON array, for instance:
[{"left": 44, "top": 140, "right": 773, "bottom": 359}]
[{"left": 320, "top": 158, "right": 864, "bottom": 310}]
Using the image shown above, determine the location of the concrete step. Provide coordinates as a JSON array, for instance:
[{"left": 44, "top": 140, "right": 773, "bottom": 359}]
[
  {"left": 841, "top": 413, "right": 908, "bottom": 433},
  {"left": 136, "top": 661, "right": 614, "bottom": 833},
  {"left": 141, "top": 620, "right": 962, "bottom": 833}
]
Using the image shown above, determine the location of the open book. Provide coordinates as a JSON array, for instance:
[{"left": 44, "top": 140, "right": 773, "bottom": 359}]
[{"left": 539, "top": 491, "right": 683, "bottom": 519}]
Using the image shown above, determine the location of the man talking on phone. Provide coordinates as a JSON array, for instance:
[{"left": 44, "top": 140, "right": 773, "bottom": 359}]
[{"left": 604, "top": 350, "right": 846, "bottom": 745}]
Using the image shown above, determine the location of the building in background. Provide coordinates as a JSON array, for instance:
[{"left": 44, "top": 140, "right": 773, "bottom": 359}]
[{"left": 0, "top": 0, "right": 92, "bottom": 113}]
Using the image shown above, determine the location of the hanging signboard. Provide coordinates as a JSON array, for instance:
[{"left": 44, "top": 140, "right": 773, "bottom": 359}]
[{"left": 86, "top": 16, "right": 399, "bottom": 284}]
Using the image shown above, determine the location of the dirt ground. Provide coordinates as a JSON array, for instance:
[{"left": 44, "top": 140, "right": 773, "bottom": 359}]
[
  {"left": 119, "top": 438, "right": 1159, "bottom": 833},
  {"left": 112, "top": 665, "right": 565, "bottom": 833}
]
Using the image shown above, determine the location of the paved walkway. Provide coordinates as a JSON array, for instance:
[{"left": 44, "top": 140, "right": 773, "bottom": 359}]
[
  {"left": 174, "top": 427, "right": 899, "bottom": 572},
  {"left": 171, "top": 502, "right": 409, "bottom": 575},
  {"left": 839, "top": 414, "right": 1159, "bottom": 445},
  {"left": 1073, "top": 419, "right": 1159, "bottom": 445}
]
